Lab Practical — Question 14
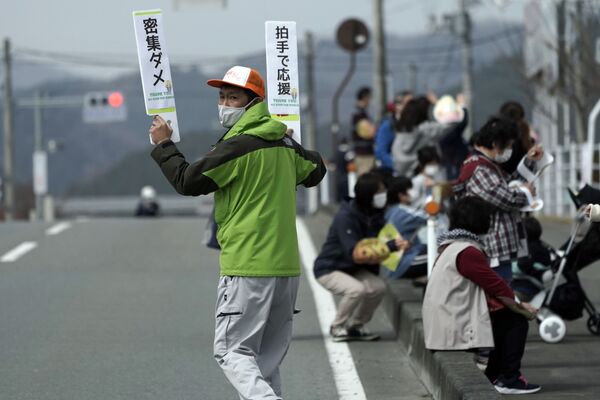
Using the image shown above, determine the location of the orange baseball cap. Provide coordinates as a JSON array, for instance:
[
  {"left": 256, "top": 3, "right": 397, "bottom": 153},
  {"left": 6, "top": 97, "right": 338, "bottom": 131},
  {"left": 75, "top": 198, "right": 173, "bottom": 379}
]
[{"left": 207, "top": 66, "right": 265, "bottom": 99}]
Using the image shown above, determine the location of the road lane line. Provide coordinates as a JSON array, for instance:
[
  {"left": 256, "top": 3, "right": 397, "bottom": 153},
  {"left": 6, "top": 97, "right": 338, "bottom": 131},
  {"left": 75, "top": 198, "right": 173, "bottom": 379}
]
[
  {"left": 1, "top": 242, "right": 38, "bottom": 263},
  {"left": 46, "top": 222, "right": 72, "bottom": 236},
  {"left": 296, "top": 218, "right": 367, "bottom": 400}
]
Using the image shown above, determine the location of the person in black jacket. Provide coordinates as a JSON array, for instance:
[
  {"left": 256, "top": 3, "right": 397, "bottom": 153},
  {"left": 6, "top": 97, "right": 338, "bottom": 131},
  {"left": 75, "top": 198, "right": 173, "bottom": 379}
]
[{"left": 314, "top": 172, "right": 407, "bottom": 342}]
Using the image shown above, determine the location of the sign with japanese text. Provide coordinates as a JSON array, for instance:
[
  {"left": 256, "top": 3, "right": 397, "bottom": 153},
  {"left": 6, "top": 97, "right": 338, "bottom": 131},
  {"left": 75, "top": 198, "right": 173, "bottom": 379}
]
[
  {"left": 133, "top": 9, "right": 180, "bottom": 143},
  {"left": 265, "top": 21, "right": 301, "bottom": 143}
]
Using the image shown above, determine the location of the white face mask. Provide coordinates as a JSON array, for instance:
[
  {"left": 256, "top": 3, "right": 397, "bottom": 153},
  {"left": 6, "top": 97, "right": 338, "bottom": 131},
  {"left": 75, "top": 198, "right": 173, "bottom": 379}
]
[
  {"left": 424, "top": 164, "right": 439, "bottom": 177},
  {"left": 372, "top": 192, "right": 387, "bottom": 209},
  {"left": 218, "top": 97, "right": 260, "bottom": 128},
  {"left": 494, "top": 148, "right": 513, "bottom": 163},
  {"left": 218, "top": 105, "right": 246, "bottom": 128},
  {"left": 407, "top": 188, "right": 418, "bottom": 202}
]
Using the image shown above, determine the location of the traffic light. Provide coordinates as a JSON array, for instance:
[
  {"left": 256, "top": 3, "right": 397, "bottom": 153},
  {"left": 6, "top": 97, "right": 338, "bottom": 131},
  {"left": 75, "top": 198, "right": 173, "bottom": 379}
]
[{"left": 82, "top": 91, "right": 127, "bottom": 123}]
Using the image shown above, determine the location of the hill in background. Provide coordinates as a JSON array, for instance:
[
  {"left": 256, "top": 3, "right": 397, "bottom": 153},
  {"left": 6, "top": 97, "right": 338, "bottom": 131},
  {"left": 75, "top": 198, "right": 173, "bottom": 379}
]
[{"left": 0, "top": 21, "right": 524, "bottom": 197}]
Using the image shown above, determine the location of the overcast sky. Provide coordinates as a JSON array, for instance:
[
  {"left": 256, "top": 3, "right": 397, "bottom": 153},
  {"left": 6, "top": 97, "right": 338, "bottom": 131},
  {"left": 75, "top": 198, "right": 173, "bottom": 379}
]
[{"left": 2, "top": 0, "right": 524, "bottom": 76}]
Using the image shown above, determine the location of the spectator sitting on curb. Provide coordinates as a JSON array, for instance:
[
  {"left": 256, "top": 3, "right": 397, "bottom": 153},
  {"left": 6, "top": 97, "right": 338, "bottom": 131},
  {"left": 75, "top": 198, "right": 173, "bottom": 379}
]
[
  {"left": 422, "top": 196, "right": 541, "bottom": 395},
  {"left": 313, "top": 172, "right": 408, "bottom": 342}
]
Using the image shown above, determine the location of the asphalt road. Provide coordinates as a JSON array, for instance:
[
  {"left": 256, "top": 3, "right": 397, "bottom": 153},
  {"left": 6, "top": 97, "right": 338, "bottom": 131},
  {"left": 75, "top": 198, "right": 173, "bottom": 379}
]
[
  {"left": 520, "top": 219, "right": 600, "bottom": 399},
  {"left": 0, "top": 218, "right": 429, "bottom": 400}
]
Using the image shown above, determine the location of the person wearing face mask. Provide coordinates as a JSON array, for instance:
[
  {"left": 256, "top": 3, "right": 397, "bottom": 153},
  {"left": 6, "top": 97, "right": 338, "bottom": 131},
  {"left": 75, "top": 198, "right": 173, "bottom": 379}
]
[
  {"left": 454, "top": 116, "right": 544, "bottom": 283},
  {"left": 313, "top": 172, "right": 408, "bottom": 342},
  {"left": 410, "top": 146, "right": 447, "bottom": 209},
  {"left": 148, "top": 65, "right": 326, "bottom": 400},
  {"left": 383, "top": 176, "right": 429, "bottom": 281},
  {"left": 423, "top": 196, "right": 541, "bottom": 395}
]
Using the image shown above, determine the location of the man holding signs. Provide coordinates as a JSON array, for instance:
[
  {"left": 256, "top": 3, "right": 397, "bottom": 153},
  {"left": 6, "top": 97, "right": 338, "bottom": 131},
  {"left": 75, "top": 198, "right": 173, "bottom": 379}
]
[{"left": 148, "top": 66, "right": 326, "bottom": 399}]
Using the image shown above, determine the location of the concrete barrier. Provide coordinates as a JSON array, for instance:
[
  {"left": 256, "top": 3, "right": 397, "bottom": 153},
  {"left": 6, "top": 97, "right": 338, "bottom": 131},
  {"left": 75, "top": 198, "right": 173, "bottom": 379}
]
[
  {"left": 383, "top": 280, "right": 501, "bottom": 400},
  {"left": 304, "top": 209, "right": 501, "bottom": 399}
]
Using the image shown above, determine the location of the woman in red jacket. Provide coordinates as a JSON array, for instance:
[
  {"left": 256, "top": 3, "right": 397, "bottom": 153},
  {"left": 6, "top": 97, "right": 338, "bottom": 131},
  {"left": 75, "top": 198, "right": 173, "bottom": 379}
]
[{"left": 423, "top": 196, "right": 541, "bottom": 395}]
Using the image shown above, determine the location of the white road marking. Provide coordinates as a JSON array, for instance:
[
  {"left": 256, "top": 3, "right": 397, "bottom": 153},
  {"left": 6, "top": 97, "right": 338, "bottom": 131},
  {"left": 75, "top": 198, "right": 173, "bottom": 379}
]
[
  {"left": 1, "top": 242, "right": 38, "bottom": 263},
  {"left": 296, "top": 218, "right": 367, "bottom": 400},
  {"left": 46, "top": 222, "right": 72, "bottom": 236}
]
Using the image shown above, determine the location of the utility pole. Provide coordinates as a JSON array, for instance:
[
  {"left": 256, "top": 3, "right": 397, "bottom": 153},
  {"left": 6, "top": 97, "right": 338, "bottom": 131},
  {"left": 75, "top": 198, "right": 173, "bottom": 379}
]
[
  {"left": 408, "top": 63, "right": 418, "bottom": 93},
  {"left": 304, "top": 31, "right": 319, "bottom": 212},
  {"left": 573, "top": 0, "right": 586, "bottom": 143},
  {"left": 3, "top": 38, "right": 14, "bottom": 221},
  {"left": 459, "top": 0, "right": 474, "bottom": 137},
  {"left": 373, "top": 0, "right": 387, "bottom": 122},
  {"left": 33, "top": 90, "right": 46, "bottom": 220},
  {"left": 304, "top": 31, "right": 317, "bottom": 152}
]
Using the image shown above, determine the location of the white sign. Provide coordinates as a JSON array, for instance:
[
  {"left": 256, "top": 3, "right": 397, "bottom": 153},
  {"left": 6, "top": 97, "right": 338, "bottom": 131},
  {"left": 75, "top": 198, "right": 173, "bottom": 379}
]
[
  {"left": 133, "top": 9, "right": 180, "bottom": 143},
  {"left": 33, "top": 151, "right": 48, "bottom": 195},
  {"left": 265, "top": 21, "right": 301, "bottom": 143}
]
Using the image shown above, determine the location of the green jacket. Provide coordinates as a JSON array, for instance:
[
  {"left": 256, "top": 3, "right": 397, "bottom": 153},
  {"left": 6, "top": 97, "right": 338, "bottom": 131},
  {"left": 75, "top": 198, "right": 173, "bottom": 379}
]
[{"left": 151, "top": 102, "right": 326, "bottom": 277}]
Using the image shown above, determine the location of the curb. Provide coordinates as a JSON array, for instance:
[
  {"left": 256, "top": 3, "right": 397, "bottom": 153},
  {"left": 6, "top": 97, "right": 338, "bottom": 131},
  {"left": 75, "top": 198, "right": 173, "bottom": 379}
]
[
  {"left": 305, "top": 208, "right": 501, "bottom": 400},
  {"left": 383, "top": 281, "right": 501, "bottom": 400}
]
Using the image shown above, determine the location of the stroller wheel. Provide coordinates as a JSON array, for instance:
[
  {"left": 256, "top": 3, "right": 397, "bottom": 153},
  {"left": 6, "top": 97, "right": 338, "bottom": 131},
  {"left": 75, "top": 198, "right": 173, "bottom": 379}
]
[
  {"left": 587, "top": 315, "right": 600, "bottom": 336},
  {"left": 539, "top": 315, "right": 566, "bottom": 343}
]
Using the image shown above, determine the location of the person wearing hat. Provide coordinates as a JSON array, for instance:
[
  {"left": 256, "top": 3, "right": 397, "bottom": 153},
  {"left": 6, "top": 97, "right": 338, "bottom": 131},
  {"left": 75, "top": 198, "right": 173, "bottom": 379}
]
[{"left": 148, "top": 66, "right": 326, "bottom": 400}]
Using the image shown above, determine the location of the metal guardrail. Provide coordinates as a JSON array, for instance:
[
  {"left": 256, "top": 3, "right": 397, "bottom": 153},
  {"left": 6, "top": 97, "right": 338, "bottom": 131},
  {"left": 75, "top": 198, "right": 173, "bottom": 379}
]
[
  {"left": 58, "top": 195, "right": 213, "bottom": 218},
  {"left": 539, "top": 143, "right": 600, "bottom": 217}
]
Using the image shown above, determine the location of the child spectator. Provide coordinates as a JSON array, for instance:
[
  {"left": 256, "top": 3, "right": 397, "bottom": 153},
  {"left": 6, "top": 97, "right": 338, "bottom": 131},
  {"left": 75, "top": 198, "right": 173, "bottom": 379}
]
[
  {"left": 313, "top": 172, "right": 407, "bottom": 342},
  {"left": 384, "top": 176, "right": 428, "bottom": 280},
  {"left": 422, "top": 196, "right": 541, "bottom": 395}
]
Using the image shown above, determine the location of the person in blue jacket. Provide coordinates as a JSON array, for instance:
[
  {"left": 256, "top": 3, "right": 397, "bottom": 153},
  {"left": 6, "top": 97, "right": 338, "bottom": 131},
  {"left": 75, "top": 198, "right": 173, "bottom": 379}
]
[
  {"left": 383, "top": 176, "right": 428, "bottom": 280},
  {"left": 375, "top": 91, "right": 413, "bottom": 173},
  {"left": 313, "top": 172, "right": 407, "bottom": 342}
]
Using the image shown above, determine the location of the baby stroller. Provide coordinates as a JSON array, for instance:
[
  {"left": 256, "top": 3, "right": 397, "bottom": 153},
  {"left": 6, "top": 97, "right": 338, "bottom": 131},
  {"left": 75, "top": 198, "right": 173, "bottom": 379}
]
[{"left": 514, "top": 184, "right": 600, "bottom": 344}]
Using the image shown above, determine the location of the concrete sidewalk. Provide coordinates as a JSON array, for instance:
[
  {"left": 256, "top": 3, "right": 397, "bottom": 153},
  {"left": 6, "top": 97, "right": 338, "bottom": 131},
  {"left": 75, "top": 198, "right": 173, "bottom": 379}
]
[{"left": 302, "top": 209, "right": 600, "bottom": 400}]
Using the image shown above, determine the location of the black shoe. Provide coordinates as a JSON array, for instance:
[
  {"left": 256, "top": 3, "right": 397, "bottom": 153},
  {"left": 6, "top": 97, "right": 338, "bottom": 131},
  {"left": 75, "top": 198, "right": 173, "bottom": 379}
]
[
  {"left": 494, "top": 374, "right": 541, "bottom": 395},
  {"left": 346, "top": 326, "right": 380, "bottom": 341}
]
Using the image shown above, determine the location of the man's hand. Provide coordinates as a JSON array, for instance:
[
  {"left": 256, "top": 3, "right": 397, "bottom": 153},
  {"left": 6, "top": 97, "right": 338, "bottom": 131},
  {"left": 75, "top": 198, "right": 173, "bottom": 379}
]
[
  {"left": 527, "top": 144, "right": 544, "bottom": 161},
  {"left": 149, "top": 115, "right": 173, "bottom": 145}
]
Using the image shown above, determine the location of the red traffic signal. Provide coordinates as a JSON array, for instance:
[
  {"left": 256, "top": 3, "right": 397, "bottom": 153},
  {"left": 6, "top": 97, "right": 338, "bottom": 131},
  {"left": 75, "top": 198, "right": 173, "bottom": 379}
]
[{"left": 108, "top": 91, "right": 124, "bottom": 108}]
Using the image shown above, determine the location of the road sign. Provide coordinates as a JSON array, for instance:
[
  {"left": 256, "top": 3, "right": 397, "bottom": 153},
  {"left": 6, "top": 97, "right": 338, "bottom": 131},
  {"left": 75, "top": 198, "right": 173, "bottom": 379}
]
[
  {"left": 265, "top": 21, "right": 301, "bottom": 143},
  {"left": 82, "top": 91, "right": 127, "bottom": 123},
  {"left": 336, "top": 19, "right": 369, "bottom": 53},
  {"left": 133, "top": 9, "right": 180, "bottom": 143}
]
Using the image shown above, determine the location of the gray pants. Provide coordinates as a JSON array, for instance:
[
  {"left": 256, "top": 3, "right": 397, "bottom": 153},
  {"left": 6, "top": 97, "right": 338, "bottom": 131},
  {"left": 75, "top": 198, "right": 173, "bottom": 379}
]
[
  {"left": 213, "top": 276, "right": 299, "bottom": 400},
  {"left": 317, "top": 269, "right": 386, "bottom": 329}
]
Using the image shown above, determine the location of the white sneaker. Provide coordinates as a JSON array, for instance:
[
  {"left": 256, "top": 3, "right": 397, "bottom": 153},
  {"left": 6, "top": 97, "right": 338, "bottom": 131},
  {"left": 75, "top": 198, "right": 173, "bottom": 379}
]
[{"left": 330, "top": 326, "right": 350, "bottom": 342}]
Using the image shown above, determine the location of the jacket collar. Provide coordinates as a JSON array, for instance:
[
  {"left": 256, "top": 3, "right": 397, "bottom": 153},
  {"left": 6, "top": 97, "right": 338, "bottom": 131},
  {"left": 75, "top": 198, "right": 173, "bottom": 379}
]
[{"left": 223, "top": 102, "right": 287, "bottom": 142}]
